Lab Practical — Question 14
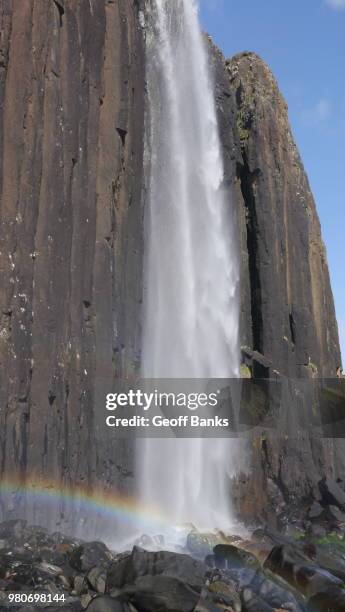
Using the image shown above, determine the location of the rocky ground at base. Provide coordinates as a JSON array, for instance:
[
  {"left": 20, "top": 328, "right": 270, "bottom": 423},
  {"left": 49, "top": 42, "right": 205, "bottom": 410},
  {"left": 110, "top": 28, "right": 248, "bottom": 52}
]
[{"left": 1, "top": 477, "right": 345, "bottom": 612}]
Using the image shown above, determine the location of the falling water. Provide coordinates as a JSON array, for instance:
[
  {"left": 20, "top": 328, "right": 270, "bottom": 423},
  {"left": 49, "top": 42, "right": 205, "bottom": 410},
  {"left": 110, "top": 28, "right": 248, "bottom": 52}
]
[{"left": 138, "top": 0, "right": 240, "bottom": 535}]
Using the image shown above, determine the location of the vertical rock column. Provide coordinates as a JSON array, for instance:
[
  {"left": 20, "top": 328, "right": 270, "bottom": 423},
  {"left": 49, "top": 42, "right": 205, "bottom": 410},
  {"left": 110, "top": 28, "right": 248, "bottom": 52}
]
[
  {"left": 210, "top": 45, "right": 343, "bottom": 523},
  {"left": 227, "top": 52, "right": 341, "bottom": 378},
  {"left": 0, "top": 0, "right": 145, "bottom": 521}
]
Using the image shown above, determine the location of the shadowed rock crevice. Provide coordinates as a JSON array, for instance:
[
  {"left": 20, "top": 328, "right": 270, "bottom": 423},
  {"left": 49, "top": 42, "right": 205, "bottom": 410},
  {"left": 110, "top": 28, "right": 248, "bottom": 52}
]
[
  {"left": 237, "top": 158, "right": 263, "bottom": 355},
  {"left": 289, "top": 310, "right": 296, "bottom": 346},
  {"left": 53, "top": 0, "right": 64, "bottom": 27},
  {"left": 116, "top": 127, "right": 127, "bottom": 147}
]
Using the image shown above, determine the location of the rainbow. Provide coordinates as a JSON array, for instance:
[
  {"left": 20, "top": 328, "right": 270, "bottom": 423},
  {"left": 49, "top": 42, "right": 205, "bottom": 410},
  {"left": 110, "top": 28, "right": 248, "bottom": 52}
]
[{"left": 0, "top": 475, "right": 171, "bottom": 530}]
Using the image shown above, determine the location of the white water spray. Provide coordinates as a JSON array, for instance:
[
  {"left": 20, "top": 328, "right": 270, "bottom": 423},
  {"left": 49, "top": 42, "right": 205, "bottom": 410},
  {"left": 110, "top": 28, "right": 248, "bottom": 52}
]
[{"left": 138, "top": 0, "right": 240, "bottom": 535}]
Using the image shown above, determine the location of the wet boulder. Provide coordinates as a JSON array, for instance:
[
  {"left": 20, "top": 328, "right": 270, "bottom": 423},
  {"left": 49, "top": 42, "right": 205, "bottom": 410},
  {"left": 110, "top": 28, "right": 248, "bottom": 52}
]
[
  {"left": 326, "top": 505, "right": 345, "bottom": 524},
  {"left": 54, "top": 598, "right": 84, "bottom": 611},
  {"left": 214, "top": 567, "right": 258, "bottom": 591},
  {"left": 87, "top": 567, "right": 107, "bottom": 594},
  {"left": 106, "top": 547, "right": 206, "bottom": 592},
  {"left": 85, "top": 596, "right": 130, "bottom": 612},
  {"left": 36, "top": 560, "right": 63, "bottom": 578},
  {"left": 251, "top": 571, "right": 306, "bottom": 611},
  {"left": 308, "top": 502, "right": 324, "bottom": 521},
  {"left": 307, "top": 524, "right": 327, "bottom": 539},
  {"left": 208, "top": 580, "right": 242, "bottom": 611},
  {"left": 264, "top": 544, "right": 312, "bottom": 583},
  {"left": 38, "top": 547, "right": 68, "bottom": 566},
  {"left": 106, "top": 553, "right": 133, "bottom": 590},
  {"left": 308, "top": 584, "right": 345, "bottom": 611},
  {"left": 74, "top": 574, "right": 88, "bottom": 595},
  {"left": 119, "top": 574, "right": 200, "bottom": 612},
  {"left": 194, "top": 601, "right": 230, "bottom": 612},
  {"left": 315, "top": 542, "right": 345, "bottom": 581},
  {"left": 0, "top": 559, "right": 7, "bottom": 579},
  {"left": 7, "top": 562, "right": 36, "bottom": 586},
  {"left": 69, "top": 542, "right": 114, "bottom": 573},
  {"left": 213, "top": 545, "right": 260, "bottom": 571},
  {"left": 186, "top": 532, "right": 227, "bottom": 558},
  {"left": 208, "top": 563, "right": 305, "bottom": 612},
  {"left": 241, "top": 588, "right": 275, "bottom": 611},
  {"left": 39, "top": 605, "right": 83, "bottom": 612},
  {"left": 264, "top": 544, "right": 343, "bottom": 598},
  {"left": 318, "top": 477, "right": 345, "bottom": 509},
  {"left": 81, "top": 593, "right": 95, "bottom": 609}
]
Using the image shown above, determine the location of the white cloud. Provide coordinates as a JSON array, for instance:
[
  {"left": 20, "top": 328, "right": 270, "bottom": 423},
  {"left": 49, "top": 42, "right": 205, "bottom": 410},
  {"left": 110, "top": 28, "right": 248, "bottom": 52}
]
[
  {"left": 314, "top": 98, "right": 331, "bottom": 119},
  {"left": 326, "top": 0, "right": 345, "bottom": 9},
  {"left": 302, "top": 97, "right": 332, "bottom": 126}
]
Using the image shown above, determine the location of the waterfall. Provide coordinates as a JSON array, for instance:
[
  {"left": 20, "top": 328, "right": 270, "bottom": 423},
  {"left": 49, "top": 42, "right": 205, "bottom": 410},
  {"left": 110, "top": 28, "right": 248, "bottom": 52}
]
[{"left": 138, "top": 0, "right": 240, "bottom": 536}]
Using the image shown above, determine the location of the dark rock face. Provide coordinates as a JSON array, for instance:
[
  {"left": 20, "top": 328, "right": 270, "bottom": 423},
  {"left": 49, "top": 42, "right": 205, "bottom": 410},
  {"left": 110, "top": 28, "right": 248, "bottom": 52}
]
[
  {"left": 86, "top": 598, "right": 128, "bottom": 612},
  {"left": 208, "top": 45, "right": 341, "bottom": 379},
  {"left": 318, "top": 477, "right": 345, "bottom": 509},
  {"left": 106, "top": 547, "right": 206, "bottom": 592},
  {"left": 0, "top": 0, "right": 145, "bottom": 520},
  {"left": 226, "top": 52, "right": 341, "bottom": 379},
  {"left": 0, "top": 6, "right": 343, "bottom": 527},
  {"left": 69, "top": 542, "right": 113, "bottom": 573},
  {"left": 209, "top": 46, "right": 345, "bottom": 523},
  {"left": 263, "top": 542, "right": 345, "bottom": 610}
]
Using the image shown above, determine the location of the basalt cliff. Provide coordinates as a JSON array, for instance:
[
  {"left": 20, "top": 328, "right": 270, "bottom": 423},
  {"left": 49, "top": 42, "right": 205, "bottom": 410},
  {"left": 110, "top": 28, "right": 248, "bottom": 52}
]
[{"left": 0, "top": 1, "right": 343, "bottom": 528}]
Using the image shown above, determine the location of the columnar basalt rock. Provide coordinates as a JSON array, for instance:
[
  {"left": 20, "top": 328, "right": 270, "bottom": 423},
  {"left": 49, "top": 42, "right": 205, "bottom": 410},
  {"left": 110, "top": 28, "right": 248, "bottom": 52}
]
[
  {"left": 209, "top": 47, "right": 344, "bottom": 522},
  {"left": 209, "top": 46, "right": 341, "bottom": 380},
  {"left": 0, "top": 0, "right": 145, "bottom": 520},
  {"left": 226, "top": 52, "right": 341, "bottom": 379}
]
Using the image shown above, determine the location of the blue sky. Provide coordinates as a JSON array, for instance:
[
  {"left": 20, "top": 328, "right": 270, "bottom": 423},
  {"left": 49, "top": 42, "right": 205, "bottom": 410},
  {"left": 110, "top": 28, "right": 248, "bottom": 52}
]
[{"left": 200, "top": 0, "right": 345, "bottom": 363}]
